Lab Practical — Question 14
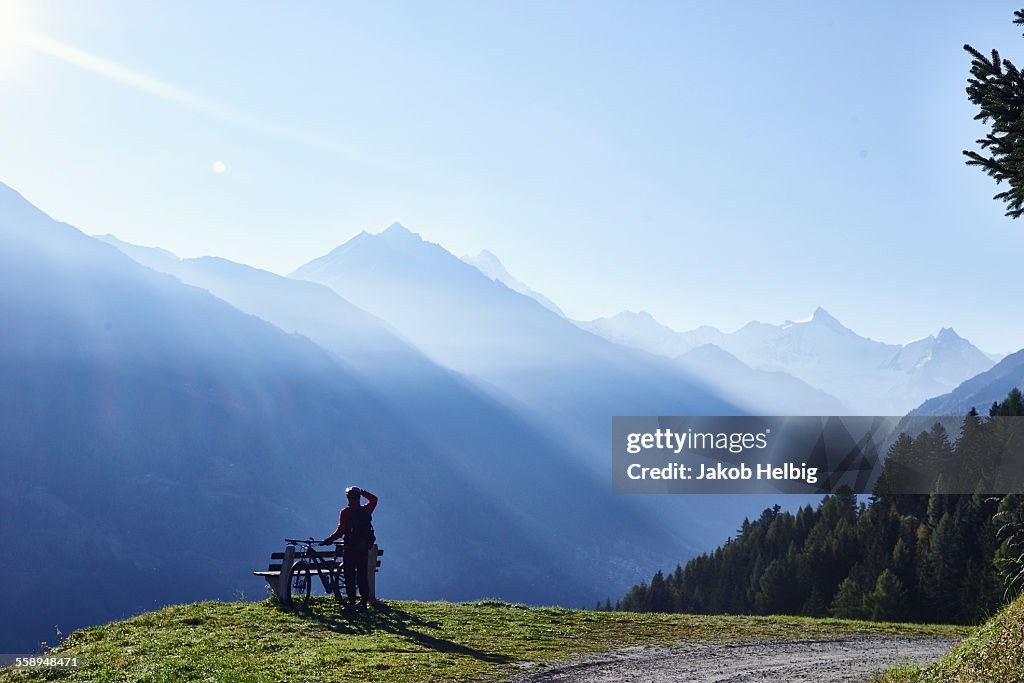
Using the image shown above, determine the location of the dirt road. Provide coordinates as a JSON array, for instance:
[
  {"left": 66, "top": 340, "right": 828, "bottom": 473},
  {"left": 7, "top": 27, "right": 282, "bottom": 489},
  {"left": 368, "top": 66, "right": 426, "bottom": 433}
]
[{"left": 510, "top": 636, "right": 958, "bottom": 682}]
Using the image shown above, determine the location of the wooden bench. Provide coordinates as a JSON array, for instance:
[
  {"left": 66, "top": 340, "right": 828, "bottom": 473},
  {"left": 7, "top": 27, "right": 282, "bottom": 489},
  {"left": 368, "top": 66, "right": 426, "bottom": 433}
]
[{"left": 254, "top": 541, "right": 383, "bottom": 606}]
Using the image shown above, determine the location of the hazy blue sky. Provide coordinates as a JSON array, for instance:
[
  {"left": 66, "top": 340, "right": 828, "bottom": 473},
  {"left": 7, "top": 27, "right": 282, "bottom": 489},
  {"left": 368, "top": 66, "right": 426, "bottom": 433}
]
[{"left": 2, "top": 1, "right": 1023, "bottom": 352}]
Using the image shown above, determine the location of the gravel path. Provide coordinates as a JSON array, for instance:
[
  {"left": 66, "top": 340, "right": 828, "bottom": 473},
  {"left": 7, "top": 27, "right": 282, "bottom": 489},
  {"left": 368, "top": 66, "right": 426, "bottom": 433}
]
[{"left": 509, "top": 637, "right": 958, "bottom": 682}]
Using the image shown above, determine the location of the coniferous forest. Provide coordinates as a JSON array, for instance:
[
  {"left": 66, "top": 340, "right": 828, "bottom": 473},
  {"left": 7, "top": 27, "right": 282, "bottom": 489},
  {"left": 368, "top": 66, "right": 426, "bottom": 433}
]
[
  {"left": 611, "top": 390, "right": 1024, "bottom": 624},
  {"left": 610, "top": 7, "right": 1024, "bottom": 629}
]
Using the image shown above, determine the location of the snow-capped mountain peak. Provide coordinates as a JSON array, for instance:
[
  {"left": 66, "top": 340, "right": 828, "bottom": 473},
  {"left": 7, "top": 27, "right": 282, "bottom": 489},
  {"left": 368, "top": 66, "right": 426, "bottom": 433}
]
[
  {"left": 576, "top": 310, "right": 695, "bottom": 358},
  {"left": 936, "top": 327, "right": 963, "bottom": 343},
  {"left": 466, "top": 249, "right": 504, "bottom": 273},
  {"left": 381, "top": 221, "right": 420, "bottom": 241},
  {"left": 811, "top": 306, "right": 842, "bottom": 326},
  {"left": 782, "top": 307, "right": 853, "bottom": 335},
  {"left": 461, "top": 249, "right": 564, "bottom": 315},
  {"left": 578, "top": 304, "right": 997, "bottom": 415}
]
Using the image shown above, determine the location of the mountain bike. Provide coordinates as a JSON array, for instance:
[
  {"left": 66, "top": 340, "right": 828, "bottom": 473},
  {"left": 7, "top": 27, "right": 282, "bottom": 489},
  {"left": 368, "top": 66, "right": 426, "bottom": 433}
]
[{"left": 283, "top": 537, "right": 343, "bottom": 605}]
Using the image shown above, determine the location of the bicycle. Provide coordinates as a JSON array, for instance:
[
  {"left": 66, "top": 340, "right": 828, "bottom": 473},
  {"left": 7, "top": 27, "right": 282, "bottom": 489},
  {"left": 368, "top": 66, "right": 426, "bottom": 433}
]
[{"left": 283, "top": 537, "right": 343, "bottom": 605}]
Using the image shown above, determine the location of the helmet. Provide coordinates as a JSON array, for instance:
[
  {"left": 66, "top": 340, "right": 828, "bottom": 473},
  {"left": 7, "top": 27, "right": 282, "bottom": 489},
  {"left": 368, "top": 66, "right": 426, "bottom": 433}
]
[{"left": 345, "top": 486, "right": 361, "bottom": 498}]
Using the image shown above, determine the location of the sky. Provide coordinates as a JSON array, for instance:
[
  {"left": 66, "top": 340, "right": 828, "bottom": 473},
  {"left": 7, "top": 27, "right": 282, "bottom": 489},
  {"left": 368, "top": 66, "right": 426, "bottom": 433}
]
[{"left": 2, "top": 1, "right": 1023, "bottom": 353}]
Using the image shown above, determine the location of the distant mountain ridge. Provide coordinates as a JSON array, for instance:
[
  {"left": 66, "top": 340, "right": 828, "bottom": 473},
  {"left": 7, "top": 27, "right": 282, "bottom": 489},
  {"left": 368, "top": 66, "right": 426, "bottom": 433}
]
[
  {"left": 910, "top": 348, "right": 1024, "bottom": 416},
  {"left": 6, "top": 175, "right": 1009, "bottom": 656},
  {"left": 89, "top": 224, "right": 804, "bottom": 650},
  {"left": 578, "top": 310, "right": 706, "bottom": 359},
  {"left": 580, "top": 307, "right": 996, "bottom": 415},
  {"left": 299, "top": 232, "right": 995, "bottom": 418},
  {"left": 93, "top": 233, "right": 731, "bottom": 612},
  {"left": 462, "top": 249, "right": 564, "bottom": 315},
  {"left": 289, "top": 223, "right": 811, "bottom": 585},
  {"left": 675, "top": 344, "right": 847, "bottom": 415},
  {"left": 291, "top": 223, "right": 741, "bottom": 454},
  {"left": 2, "top": 183, "right": 483, "bottom": 649},
  {"left": 3, "top": 185, "right": 707, "bottom": 652}
]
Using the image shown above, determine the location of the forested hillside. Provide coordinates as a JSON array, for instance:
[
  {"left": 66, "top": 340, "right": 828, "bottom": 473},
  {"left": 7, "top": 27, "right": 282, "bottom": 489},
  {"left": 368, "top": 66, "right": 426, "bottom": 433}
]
[{"left": 616, "top": 391, "right": 1024, "bottom": 624}]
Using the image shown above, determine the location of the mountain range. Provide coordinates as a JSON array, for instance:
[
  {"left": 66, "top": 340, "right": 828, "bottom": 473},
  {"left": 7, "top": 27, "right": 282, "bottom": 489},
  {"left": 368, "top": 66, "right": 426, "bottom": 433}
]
[
  {"left": 0, "top": 183, "right": 795, "bottom": 652},
  {"left": 3, "top": 177, "right": 1020, "bottom": 653},
  {"left": 579, "top": 308, "right": 996, "bottom": 415},
  {"left": 461, "top": 249, "right": 564, "bottom": 315},
  {"left": 910, "top": 349, "right": 1024, "bottom": 417},
  {"left": 290, "top": 224, "right": 740, "bottom": 461}
]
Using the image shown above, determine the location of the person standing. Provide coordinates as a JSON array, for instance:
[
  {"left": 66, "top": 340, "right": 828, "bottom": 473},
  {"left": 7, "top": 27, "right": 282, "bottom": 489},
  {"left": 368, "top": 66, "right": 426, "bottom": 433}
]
[{"left": 321, "top": 486, "right": 377, "bottom": 610}]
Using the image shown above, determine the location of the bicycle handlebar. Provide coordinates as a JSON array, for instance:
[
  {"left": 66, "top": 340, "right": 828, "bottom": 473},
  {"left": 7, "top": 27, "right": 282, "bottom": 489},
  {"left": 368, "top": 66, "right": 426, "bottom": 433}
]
[{"left": 284, "top": 538, "right": 341, "bottom": 545}]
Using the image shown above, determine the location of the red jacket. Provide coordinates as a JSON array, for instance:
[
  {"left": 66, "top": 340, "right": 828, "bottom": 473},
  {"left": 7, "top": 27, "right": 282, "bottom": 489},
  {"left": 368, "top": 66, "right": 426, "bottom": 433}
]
[{"left": 324, "top": 490, "right": 377, "bottom": 544}]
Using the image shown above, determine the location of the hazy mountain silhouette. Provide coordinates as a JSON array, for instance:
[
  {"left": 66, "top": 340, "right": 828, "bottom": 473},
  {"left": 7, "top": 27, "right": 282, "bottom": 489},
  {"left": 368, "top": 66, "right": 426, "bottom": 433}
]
[
  {"left": 675, "top": 344, "right": 847, "bottom": 415},
  {"left": 910, "top": 348, "right": 1024, "bottom": 417},
  {"left": 289, "top": 224, "right": 812, "bottom": 578},
  {"left": 462, "top": 249, "right": 564, "bottom": 315},
  {"left": 581, "top": 308, "right": 994, "bottom": 414},
  {"left": 0, "top": 185, "right": 625, "bottom": 650},
  {"left": 291, "top": 223, "right": 740, "bottom": 463},
  {"left": 0, "top": 185, "right": 820, "bottom": 652},
  {"left": 94, "top": 234, "right": 735, "bottom": 607}
]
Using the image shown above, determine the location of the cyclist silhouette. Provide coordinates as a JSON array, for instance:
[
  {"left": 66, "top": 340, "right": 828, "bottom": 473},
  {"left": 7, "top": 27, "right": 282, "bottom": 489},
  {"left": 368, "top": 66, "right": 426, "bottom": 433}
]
[{"left": 321, "top": 486, "right": 377, "bottom": 610}]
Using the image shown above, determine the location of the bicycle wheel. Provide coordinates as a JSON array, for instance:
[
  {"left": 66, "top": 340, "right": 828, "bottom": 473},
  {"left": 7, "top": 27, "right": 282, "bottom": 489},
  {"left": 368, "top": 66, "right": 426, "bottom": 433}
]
[
  {"left": 328, "top": 566, "right": 343, "bottom": 602},
  {"left": 290, "top": 560, "right": 311, "bottom": 605}
]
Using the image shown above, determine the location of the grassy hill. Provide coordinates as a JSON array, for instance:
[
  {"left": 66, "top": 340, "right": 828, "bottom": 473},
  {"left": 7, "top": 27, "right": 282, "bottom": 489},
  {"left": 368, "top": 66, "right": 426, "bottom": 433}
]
[
  {"left": 0, "top": 599, "right": 967, "bottom": 682},
  {"left": 875, "top": 592, "right": 1024, "bottom": 682}
]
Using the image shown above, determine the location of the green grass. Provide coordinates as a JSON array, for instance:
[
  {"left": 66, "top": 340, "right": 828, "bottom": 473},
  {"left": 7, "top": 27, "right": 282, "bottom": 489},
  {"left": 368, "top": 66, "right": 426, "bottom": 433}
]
[
  {"left": 1, "top": 598, "right": 969, "bottom": 683},
  {"left": 873, "top": 593, "right": 1024, "bottom": 683}
]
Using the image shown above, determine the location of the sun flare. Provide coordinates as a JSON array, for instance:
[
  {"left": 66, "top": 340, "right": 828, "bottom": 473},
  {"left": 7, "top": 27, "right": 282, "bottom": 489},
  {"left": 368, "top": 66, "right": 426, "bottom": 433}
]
[{"left": 0, "top": 0, "right": 34, "bottom": 75}]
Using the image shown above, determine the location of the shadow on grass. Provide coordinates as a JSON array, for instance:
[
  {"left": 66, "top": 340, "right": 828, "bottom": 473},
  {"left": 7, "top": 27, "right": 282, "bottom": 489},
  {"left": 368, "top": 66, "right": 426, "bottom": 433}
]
[{"left": 284, "top": 599, "right": 513, "bottom": 664}]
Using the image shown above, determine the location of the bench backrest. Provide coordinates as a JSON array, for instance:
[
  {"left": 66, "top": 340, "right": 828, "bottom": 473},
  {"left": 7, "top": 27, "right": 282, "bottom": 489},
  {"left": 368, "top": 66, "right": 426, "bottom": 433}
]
[{"left": 264, "top": 546, "right": 383, "bottom": 572}]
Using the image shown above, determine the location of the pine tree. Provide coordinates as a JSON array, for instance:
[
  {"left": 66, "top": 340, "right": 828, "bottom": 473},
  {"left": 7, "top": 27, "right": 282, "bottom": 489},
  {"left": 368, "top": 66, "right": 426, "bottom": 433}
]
[
  {"left": 874, "top": 432, "right": 915, "bottom": 497},
  {"left": 891, "top": 538, "right": 915, "bottom": 599},
  {"left": 648, "top": 571, "right": 671, "bottom": 613},
  {"left": 801, "top": 585, "right": 828, "bottom": 617},
  {"left": 755, "top": 558, "right": 793, "bottom": 615},
  {"left": 964, "top": 10, "right": 1024, "bottom": 218},
  {"left": 991, "top": 388, "right": 1024, "bottom": 416},
  {"left": 926, "top": 513, "right": 964, "bottom": 618},
  {"left": 830, "top": 577, "right": 868, "bottom": 620},
  {"left": 867, "top": 570, "right": 910, "bottom": 622},
  {"left": 619, "top": 581, "right": 648, "bottom": 612},
  {"left": 954, "top": 407, "right": 993, "bottom": 490}
]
